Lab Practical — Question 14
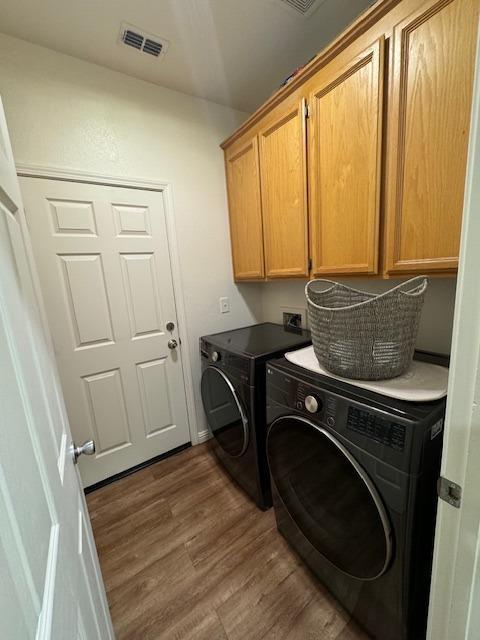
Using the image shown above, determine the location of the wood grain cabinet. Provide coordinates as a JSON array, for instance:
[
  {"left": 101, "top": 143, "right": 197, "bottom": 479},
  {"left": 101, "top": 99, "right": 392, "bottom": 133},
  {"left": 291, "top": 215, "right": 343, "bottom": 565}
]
[
  {"left": 258, "top": 97, "right": 309, "bottom": 278},
  {"left": 308, "top": 38, "right": 384, "bottom": 276},
  {"left": 225, "top": 137, "right": 265, "bottom": 280},
  {"left": 222, "top": 0, "right": 480, "bottom": 280},
  {"left": 385, "top": 0, "right": 479, "bottom": 274}
]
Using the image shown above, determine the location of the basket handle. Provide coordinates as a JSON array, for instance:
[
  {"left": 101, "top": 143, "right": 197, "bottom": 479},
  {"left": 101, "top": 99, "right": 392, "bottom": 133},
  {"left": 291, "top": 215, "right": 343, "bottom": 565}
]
[
  {"left": 305, "top": 275, "right": 428, "bottom": 311},
  {"left": 397, "top": 275, "right": 429, "bottom": 297},
  {"left": 305, "top": 279, "right": 342, "bottom": 301}
]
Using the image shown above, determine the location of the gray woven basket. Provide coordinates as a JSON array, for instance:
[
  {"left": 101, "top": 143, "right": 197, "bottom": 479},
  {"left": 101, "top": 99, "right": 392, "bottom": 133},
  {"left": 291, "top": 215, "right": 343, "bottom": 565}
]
[{"left": 305, "top": 276, "right": 428, "bottom": 380}]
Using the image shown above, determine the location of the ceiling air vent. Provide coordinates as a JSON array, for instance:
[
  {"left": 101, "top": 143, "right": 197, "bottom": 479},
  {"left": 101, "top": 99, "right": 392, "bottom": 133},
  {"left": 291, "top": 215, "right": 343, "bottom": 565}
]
[
  {"left": 122, "top": 29, "right": 144, "bottom": 51},
  {"left": 143, "top": 39, "right": 163, "bottom": 57},
  {"left": 119, "top": 23, "right": 168, "bottom": 58},
  {"left": 282, "top": 0, "right": 316, "bottom": 13},
  {"left": 277, "top": 0, "right": 326, "bottom": 17}
]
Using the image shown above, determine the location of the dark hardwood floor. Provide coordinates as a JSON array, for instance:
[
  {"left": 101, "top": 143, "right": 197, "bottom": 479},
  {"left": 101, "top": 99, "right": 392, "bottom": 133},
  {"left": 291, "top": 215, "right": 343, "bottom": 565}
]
[{"left": 87, "top": 443, "right": 370, "bottom": 640}]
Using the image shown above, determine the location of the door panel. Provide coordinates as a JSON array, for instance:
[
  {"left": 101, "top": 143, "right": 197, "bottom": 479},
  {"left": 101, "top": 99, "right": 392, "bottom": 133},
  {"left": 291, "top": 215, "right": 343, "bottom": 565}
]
[
  {"left": 137, "top": 358, "right": 174, "bottom": 437},
  {"left": 385, "top": 0, "right": 479, "bottom": 273},
  {"left": 259, "top": 98, "right": 308, "bottom": 278},
  {"left": 21, "top": 178, "right": 191, "bottom": 486},
  {"left": 59, "top": 253, "right": 114, "bottom": 348},
  {"left": 225, "top": 137, "right": 265, "bottom": 280},
  {"left": 83, "top": 368, "right": 131, "bottom": 453},
  {"left": 0, "top": 98, "right": 113, "bottom": 638},
  {"left": 120, "top": 252, "right": 164, "bottom": 338},
  {"left": 309, "top": 38, "right": 384, "bottom": 275}
]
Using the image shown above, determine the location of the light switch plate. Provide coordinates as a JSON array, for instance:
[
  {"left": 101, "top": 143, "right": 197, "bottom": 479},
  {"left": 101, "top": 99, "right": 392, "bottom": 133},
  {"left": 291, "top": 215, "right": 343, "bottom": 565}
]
[{"left": 219, "top": 297, "right": 230, "bottom": 313}]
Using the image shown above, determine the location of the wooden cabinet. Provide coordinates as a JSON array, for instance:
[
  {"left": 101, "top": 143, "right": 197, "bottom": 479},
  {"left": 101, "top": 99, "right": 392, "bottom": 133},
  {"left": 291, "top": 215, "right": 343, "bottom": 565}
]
[
  {"left": 221, "top": 0, "right": 480, "bottom": 281},
  {"left": 308, "top": 38, "right": 384, "bottom": 276},
  {"left": 385, "top": 0, "right": 479, "bottom": 274},
  {"left": 226, "top": 98, "right": 308, "bottom": 282},
  {"left": 258, "top": 97, "right": 308, "bottom": 278},
  {"left": 225, "top": 137, "right": 265, "bottom": 280}
]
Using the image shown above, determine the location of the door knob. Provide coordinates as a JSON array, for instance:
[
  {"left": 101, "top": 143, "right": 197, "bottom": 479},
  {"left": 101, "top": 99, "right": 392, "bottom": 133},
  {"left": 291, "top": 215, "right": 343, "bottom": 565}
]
[
  {"left": 71, "top": 440, "right": 96, "bottom": 464},
  {"left": 168, "top": 339, "right": 178, "bottom": 350}
]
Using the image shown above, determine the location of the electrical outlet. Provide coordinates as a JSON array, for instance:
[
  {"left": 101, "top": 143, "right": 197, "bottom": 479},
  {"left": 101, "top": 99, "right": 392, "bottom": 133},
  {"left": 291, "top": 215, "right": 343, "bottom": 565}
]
[
  {"left": 283, "top": 312, "right": 302, "bottom": 331},
  {"left": 219, "top": 297, "right": 230, "bottom": 313},
  {"left": 280, "top": 306, "right": 308, "bottom": 330}
]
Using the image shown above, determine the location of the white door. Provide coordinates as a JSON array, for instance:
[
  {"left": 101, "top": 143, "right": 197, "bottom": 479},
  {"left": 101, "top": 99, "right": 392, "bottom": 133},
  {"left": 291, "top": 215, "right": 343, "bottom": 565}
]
[
  {"left": 427, "top": 24, "right": 480, "bottom": 640},
  {"left": 20, "top": 178, "right": 191, "bottom": 487},
  {"left": 0, "top": 99, "right": 113, "bottom": 638}
]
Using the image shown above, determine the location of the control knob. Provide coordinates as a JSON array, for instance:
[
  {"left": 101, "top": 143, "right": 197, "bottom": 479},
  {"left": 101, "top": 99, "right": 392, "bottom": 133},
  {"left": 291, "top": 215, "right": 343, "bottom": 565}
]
[
  {"left": 211, "top": 351, "right": 220, "bottom": 363},
  {"left": 305, "top": 395, "right": 320, "bottom": 414}
]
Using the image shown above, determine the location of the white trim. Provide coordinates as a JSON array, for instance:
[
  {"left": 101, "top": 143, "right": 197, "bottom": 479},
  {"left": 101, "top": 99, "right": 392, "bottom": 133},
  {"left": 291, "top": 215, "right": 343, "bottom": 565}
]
[
  {"left": 15, "top": 162, "right": 168, "bottom": 192},
  {"left": 15, "top": 162, "right": 199, "bottom": 446},
  {"left": 161, "top": 183, "right": 199, "bottom": 445},
  {"left": 427, "top": 23, "right": 480, "bottom": 640},
  {"left": 196, "top": 429, "right": 211, "bottom": 444}
]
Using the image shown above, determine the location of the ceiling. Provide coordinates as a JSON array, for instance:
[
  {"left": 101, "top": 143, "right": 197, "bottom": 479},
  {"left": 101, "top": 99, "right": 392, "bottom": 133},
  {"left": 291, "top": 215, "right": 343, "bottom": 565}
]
[{"left": 0, "top": 0, "right": 374, "bottom": 113}]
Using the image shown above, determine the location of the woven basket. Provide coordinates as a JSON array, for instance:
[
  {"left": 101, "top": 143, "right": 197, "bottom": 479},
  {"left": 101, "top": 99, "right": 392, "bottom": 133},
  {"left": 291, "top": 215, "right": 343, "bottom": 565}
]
[{"left": 305, "top": 276, "right": 428, "bottom": 380}]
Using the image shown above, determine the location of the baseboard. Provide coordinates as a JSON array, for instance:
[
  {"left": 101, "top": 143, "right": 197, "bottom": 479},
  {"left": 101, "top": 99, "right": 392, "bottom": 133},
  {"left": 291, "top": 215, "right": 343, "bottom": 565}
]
[{"left": 197, "top": 429, "right": 211, "bottom": 443}]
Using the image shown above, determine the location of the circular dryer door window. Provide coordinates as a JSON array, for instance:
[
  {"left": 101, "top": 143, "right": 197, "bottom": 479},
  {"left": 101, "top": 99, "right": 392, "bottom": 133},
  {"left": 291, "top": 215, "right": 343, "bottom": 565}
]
[
  {"left": 267, "top": 416, "right": 392, "bottom": 580},
  {"left": 201, "top": 366, "right": 249, "bottom": 458}
]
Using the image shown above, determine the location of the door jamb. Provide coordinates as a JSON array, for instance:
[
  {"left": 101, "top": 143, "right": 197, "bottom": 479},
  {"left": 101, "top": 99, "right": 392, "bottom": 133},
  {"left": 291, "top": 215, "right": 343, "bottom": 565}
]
[
  {"left": 427, "top": 23, "right": 480, "bottom": 640},
  {"left": 15, "top": 162, "right": 199, "bottom": 446}
]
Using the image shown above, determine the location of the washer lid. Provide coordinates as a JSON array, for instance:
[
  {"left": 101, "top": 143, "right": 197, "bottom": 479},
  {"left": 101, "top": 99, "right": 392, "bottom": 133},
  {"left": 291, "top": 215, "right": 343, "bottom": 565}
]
[{"left": 267, "top": 415, "right": 393, "bottom": 580}]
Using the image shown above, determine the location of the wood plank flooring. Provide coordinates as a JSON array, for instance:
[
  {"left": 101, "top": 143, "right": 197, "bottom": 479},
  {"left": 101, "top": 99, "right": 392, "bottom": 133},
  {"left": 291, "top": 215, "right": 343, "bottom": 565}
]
[{"left": 87, "top": 443, "right": 370, "bottom": 640}]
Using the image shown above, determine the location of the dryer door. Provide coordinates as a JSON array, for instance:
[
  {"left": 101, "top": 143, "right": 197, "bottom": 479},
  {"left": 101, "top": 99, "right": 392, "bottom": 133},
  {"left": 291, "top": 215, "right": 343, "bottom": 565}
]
[
  {"left": 267, "top": 416, "right": 392, "bottom": 580},
  {"left": 201, "top": 366, "right": 249, "bottom": 458}
]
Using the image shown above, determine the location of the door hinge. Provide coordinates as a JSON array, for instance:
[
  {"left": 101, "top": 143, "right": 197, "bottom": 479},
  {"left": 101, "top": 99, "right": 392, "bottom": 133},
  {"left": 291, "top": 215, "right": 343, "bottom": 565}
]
[
  {"left": 308, "top": 257, "right": 312, "bottom": 271},
  {"left": 438, "top": 476, "right": 462, "bottom": 508},
  {"left": 304, "top": 103, "right": 310, "bottom": 119}
]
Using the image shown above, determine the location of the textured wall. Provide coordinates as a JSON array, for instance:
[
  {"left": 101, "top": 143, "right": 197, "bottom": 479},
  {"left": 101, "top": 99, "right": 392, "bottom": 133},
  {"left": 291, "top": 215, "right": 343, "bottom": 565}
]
[{"left": 0, "top": 33, "right": 262, "bottom": 438}]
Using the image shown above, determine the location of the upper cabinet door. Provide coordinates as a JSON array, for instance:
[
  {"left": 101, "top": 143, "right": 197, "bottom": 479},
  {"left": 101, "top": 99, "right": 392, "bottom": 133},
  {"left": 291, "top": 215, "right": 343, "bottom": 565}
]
[
  {"left": 308, "top": 38, "right": 384, "bottom": 276},
  {"left": 225, "top": 137, "right": 265, "bottom": 280},
  {"left": 385, "top": 0, "right": 479, "bottom": 274},
  {"left": 258, "top": 97, "right": 309, "bottom": 278}
]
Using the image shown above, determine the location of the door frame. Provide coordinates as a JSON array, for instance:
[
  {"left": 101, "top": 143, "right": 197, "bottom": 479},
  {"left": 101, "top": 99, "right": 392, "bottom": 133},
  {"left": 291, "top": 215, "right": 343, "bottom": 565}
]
[
  {"left": 15, "top": 162, "right": 199, "bottom": 446},
  {"left": 426, "top": 22, "right": 480, "bottom": 640}
]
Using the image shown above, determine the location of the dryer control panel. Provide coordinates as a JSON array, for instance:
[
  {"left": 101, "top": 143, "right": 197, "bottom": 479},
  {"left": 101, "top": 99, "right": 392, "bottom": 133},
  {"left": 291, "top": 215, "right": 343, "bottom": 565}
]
[
  {"left": 266, "top": 368, "right": 333, "bottom": 420},
  {"left": 267, "top": 364, "right": 405, "bottom": 451},
  {"left": 346, "top": 407, "right": 406, "bottom": 451},
  {"left": 201, "top": 339, "right": 251, "bottom": 384}
]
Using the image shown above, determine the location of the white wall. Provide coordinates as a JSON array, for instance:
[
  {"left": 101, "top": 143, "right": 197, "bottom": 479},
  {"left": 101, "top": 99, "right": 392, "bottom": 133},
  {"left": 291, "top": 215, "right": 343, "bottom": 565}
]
[
  {"left": 0, "top": 33, "right": 262, "bottom": 438},
  {"left": 260, "top": 277, "right": 457, "bottom": 355}
]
